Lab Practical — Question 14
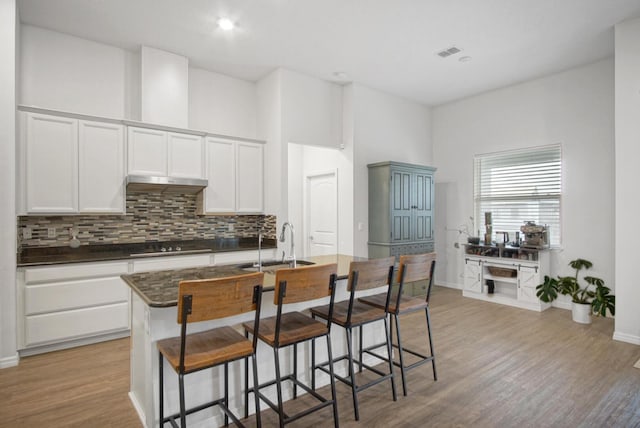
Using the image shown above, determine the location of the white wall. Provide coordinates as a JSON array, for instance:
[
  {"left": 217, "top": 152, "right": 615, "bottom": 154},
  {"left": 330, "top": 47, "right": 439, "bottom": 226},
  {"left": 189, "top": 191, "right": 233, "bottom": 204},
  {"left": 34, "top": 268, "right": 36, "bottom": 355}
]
[
  {"left": 20, "top": 25, "right": 133, "bottom": 118},
  {"left": 614, "top": 18, "right": 640, "bottom": 345},
  {"left": 189, "top": 67, "right": 257, "bottom": 139},
  {"left": 281, "top": 69, "right": 343, "bottom": 148},
  {"left": 141, "top": 46, "right": 188, "bottom": 128},
  {"left": 0, "top": 0, "right": 18, "bottom": 368},
  {"left": 351, "top": 84, "right": 433, "bottom": 256},
  {"left": 432, "top": 60, "right": 615, "bottom": 296}
]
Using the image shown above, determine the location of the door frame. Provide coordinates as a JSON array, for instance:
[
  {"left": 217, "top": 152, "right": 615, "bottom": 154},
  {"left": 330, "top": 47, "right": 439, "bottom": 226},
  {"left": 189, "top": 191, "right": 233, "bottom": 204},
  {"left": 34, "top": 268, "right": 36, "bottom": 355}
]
[{"left": 303, "top": 169, "right": 338, "bottom": 258}]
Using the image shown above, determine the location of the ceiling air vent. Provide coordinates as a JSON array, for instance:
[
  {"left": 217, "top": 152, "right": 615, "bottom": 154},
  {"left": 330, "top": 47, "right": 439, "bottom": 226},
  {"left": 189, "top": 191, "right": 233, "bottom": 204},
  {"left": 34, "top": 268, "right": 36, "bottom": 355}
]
[{"left": 436, "top": 46, "right": 462, "bottom": 58}]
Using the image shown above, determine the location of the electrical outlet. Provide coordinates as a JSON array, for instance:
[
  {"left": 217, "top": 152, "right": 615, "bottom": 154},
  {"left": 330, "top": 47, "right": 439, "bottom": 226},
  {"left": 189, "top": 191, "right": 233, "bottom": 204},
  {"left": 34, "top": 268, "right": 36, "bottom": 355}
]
[
  {"left": 23, "top": 228, "right": 32, "bottom": 240},
  {"left": 47, "top": 227, "right": 56, "bottom": 238},
  {"left": 228, "top": 223, "right": 234, "bottom": 232}
]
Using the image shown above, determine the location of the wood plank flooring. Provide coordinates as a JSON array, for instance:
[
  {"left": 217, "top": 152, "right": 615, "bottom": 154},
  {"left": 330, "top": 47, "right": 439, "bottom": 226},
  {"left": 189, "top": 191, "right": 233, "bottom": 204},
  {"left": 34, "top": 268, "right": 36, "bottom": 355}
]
[{"left": 1, "top": 286, "right": 639, "bottom": 427}]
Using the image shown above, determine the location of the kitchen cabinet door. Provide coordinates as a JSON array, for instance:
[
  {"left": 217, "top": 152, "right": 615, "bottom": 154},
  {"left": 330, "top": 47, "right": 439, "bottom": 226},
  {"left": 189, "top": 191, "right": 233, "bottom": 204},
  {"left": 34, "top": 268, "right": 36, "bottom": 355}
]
[
  {"left": 79, "top": 120, "right": 125, "bottom": 213},
  {"left": 464, "top": 258, "right": 482, "bottom": 293},
  {"left": 204, "top": 138, "right": 236, "bottom": 212},
  {"left": 167, "top": 132, "right": 204, "bottom": 179},
  {"left": 518, "top": 264, "right": 541, "bottom": 304},
  {"left": 25, "top": 113, "right": 78, "bottom": 213},
  {"left": 236, "top": 142, "right": 264, "bottom": 213},
  {"left": 127, "top": 127, "right": 167, "bottom": 176}
]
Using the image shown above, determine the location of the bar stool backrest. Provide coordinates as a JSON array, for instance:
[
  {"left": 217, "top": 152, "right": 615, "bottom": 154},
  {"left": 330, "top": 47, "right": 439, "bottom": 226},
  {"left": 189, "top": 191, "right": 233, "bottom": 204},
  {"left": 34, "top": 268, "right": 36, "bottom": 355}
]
[
  {"left": 396, "top": 253, "right": 437, "bottom": 303},
  {"left": 177, "top": 272, "right": 265, "bottom": 323},
  {"left": 347, "top": 256, "right": 395, "bottom": 293},
  {"left": 273, "top": 263, "right": 338, "bottom": 305}
]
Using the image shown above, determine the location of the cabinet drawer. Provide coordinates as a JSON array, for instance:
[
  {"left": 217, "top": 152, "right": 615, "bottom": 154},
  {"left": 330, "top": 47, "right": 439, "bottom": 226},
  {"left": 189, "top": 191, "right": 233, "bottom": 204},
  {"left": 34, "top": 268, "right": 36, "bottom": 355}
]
[
  {"left": 24, "top": 302, "right": 129, "bottom": 347},
  {"left": 25, "top": 277, "right": 129, "bottom": 315},
  {"left": 24, "top": 261, "right": 129, "bottom": 284},
  {"left": 133, "top": 254, "right": 211, "bottom": 273}
]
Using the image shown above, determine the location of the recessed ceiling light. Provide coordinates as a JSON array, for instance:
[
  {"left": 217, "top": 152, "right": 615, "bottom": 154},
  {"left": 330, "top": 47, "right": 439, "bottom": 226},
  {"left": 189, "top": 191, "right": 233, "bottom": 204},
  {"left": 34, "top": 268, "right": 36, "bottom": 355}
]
[
  {"left": 217, "top": 18, "right": 235, "bottom": 31},
  {"left": 459, "top": 56, "right": 472, "bottom": 62}
]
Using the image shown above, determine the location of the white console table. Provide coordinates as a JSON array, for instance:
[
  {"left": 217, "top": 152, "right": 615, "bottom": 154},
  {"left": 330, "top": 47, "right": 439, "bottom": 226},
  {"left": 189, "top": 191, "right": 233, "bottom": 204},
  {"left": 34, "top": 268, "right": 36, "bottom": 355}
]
[{"left": 462, "top": 244, "right": 550, "bottom": 312}]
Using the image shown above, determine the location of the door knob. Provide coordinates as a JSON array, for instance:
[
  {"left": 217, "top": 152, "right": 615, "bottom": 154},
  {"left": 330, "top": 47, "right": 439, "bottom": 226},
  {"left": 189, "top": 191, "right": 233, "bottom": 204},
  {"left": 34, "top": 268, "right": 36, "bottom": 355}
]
[{"left": 309, "top": 235, "right": 314, "bottom": 241}]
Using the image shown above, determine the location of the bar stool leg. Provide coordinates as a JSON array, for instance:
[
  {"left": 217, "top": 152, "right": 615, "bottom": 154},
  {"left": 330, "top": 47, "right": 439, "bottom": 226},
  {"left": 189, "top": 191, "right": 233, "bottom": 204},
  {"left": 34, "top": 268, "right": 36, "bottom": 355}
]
[
  {"left": 383, "top": 316, "right": 397, "bottom": 401},
  {"left": 252, "top": 354, "right": 262, "bottom": 427},
  {"left": 293, "top": 343, "right": 298, "bottom": 399},
  {"left": 358, "top": 325, "right": 364, "bottom": 373},
  {"left": 224, "top": 362, "right": 229, "bottom": 426},
  {"left": 311, "top": 338, "right": 316, "bottom": 390},
  {"left": 326, "top": 334, "right": 340, "bottom": 428},
  {"left": 244, "top": 352, "right": 249, "bottom": 419},
  {"left": 273, "top": 347, "right": 285, "bottom": 428},
  {"left": 179, "top": 372, "right": 187, "bottom": 427},
  {"left": 158, "top": 352, "right": 164, "bottom": 428},
  {"left": 426, "top": 307, "right": 437, "bottom": 381},
  {"left": 345, "top": 327, "right": 359, "bottom": 420},
  {"left": 394, "top": 313, "right": 408, "bottom": 396}
]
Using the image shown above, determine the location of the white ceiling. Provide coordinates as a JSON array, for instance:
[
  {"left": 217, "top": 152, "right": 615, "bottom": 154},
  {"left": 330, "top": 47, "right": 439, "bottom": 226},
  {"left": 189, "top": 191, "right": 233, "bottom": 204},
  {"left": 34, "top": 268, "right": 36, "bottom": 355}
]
[{"left": 17, "top": 0, "right": 640, "bottom": 106}]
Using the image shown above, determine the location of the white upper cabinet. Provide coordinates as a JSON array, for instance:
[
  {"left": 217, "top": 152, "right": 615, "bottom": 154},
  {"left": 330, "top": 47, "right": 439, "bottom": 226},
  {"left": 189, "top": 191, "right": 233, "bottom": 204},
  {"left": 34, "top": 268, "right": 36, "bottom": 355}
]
[
  {"left": 204, "top": 138, "right": 235, "bottom": 213},
  {"left": 22, "top": 112, "right": 125, "bottom": 214},
  {"left": 127, "top": 127, "right": 167, "bottom": 176},
  {"left": 236, "top": 142, "right": 264, "bottom": 213},
  {"left": 167, "top": 132, "right": 204, "bottom": 178},
  {"left": 79, "top": 120, "right": 125, "bottom": 213},
  {"left": 201, "top": 137, "right": 264, "bottom": 214},
  {"left": 127, "top": 126, "right": 203, "bottom": 179},
  {"left": 24, "top": 113, "right": 79, "bottom": 213}
]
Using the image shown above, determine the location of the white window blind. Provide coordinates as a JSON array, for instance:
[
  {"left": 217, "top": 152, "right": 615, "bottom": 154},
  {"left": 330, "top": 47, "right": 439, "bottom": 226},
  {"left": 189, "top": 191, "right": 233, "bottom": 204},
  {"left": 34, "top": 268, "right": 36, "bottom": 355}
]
[{"left": 474, "top": 145, "right": 561, "bottom": 246}]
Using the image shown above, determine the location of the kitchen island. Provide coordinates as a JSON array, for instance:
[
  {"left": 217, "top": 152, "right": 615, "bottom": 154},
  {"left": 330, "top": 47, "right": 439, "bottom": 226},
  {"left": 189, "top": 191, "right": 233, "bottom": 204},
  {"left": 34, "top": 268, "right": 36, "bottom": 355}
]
[{"left": 122, "top": 254, "right": 387, "bottom": 428}]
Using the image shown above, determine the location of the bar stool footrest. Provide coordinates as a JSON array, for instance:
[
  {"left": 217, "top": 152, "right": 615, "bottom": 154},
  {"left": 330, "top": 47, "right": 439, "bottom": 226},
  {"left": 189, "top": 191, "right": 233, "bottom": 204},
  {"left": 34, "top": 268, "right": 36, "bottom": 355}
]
[{"left": 162, "top": 397, "right": 247, "bottom": 428}]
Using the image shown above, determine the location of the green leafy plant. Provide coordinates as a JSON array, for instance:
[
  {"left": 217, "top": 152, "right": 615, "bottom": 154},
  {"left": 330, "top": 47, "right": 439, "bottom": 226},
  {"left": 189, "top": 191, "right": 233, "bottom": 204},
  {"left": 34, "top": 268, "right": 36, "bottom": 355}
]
[{"left": 536, "top": 258, "right": 615, "bottom": 317}]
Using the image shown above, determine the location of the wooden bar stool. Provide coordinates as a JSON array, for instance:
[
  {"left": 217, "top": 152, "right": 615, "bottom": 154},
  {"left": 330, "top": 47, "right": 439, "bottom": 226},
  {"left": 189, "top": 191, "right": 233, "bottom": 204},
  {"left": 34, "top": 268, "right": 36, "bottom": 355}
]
[
  {"left": 309, "top": 256, "right": 397, "bottom": 421},
  {"left": 358, "top": 252, "right": 437, "bottom": 396},
  {"left": 157, "top": 272, "right": 264, "bottom": 428},
  {"left": 243, "top": 263, "right": 339, "bottom": 428}
]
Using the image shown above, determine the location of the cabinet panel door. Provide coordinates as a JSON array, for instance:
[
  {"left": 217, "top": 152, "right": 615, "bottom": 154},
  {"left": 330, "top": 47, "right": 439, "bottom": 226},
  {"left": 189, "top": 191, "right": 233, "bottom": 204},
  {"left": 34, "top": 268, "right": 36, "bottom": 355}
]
[
  {"left": 167, "top": 132, "right": 203, "bottom": 179},
  {"left": 464, "top": 259, "right": 482, "bottom": 293},
  {"left": 236, "top": 142, "right": 264, "bottom": 213},
  {"left": 518, "top": 265, "right": 540, "bottom": 304},
  {"left": 391, "top": 171, "right": 412, "bottom": 242},
  {"left": 127, "top": 127, "right": 167, "bottom": 176},
  {"left": 25, "top": 113, "right": 78, "bottom": 213},
  {"left": 79, "top": 120, "right": 124, "bottom": 213},
  {"left": 204, "top": 138, "right": 236, "bottom": 212},
  {"left": 413, "top": 173, "right": 433, "bottom": 241},
  {"left": 24, "top": 302, "right": 129, "bottom": 347}
]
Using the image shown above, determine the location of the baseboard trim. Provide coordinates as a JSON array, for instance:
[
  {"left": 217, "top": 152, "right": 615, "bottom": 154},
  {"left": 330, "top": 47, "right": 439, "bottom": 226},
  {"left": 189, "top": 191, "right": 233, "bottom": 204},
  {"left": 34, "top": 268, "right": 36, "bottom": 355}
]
[
  {"left": 613, "top": 331, "right": 640, "bottom": 345},
  {"left": 436, "top": 281, "right": 462, "bottom": 290},
  {"left": 0, "top": 354, "right": 20, "bottom": 369},
  {"left": 551, "top": 301, "right": 572, "bottom": 310}
]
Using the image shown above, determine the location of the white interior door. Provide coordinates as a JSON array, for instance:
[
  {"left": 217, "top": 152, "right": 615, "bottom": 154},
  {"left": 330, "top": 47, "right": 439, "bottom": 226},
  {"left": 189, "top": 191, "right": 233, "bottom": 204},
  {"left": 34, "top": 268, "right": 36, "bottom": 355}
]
[{"left": 305, "top": 170, "right": 338, "bottom": 256}]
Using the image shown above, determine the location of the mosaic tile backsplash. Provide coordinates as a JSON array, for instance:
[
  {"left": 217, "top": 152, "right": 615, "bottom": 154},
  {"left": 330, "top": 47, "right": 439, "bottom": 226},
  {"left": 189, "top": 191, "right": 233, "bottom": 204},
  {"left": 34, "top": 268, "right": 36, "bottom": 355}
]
[{"left": 18, "top": 191, "right": 276, "bottom": 249}]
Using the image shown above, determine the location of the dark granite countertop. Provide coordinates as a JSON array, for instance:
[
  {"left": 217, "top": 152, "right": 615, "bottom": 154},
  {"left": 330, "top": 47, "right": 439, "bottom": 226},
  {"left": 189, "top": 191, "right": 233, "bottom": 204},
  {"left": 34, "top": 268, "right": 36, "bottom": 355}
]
[
  {"left": 17, "top": 238, "right": 277, "bottom": 267},
  {"left": 121, "top": 254, "right": 366, "bottom": 307}
]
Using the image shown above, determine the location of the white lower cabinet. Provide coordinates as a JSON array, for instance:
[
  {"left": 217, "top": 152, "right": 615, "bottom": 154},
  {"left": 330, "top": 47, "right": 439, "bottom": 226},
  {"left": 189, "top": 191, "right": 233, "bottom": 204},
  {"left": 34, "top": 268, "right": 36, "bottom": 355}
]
[
  {"left": 18, "top": 261, "right": 131, "bottom": 353},
  {"left": 462, "top": 252, "right": 550, "bottom": 312}
]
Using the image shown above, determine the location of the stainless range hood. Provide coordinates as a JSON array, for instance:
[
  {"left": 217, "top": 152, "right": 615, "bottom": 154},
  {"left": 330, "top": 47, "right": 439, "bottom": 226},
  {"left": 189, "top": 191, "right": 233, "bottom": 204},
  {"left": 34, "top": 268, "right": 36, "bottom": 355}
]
[{"left": 126, "top": 175, "right": 208, "bottom": 194}]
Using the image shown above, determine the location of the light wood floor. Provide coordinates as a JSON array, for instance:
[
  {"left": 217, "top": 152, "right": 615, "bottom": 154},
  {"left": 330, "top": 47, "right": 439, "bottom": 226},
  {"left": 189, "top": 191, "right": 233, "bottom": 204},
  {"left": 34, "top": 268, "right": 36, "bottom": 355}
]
[{"left": 1, "top": 286, "right": 639, "bottom": 427}]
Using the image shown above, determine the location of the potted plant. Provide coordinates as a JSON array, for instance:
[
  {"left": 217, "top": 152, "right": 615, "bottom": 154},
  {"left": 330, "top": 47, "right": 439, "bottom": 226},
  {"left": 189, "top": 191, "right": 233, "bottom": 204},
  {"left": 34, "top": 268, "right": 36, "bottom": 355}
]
[{"left": 536, "top": 258, "right": 615, "bottom": 324}]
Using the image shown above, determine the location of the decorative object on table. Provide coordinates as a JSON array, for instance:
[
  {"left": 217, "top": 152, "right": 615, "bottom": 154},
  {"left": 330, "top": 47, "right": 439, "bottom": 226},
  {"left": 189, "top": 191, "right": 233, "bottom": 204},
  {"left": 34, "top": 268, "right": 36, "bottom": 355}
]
[
  {"left": 520, "top": 221, "right": 550, "bottom": 249},
  {"left": 535, "top": 258, "right": 615, "bottom": 324},
  {"left": 484, "top": 212, "right": 492, "bottom": 245}
]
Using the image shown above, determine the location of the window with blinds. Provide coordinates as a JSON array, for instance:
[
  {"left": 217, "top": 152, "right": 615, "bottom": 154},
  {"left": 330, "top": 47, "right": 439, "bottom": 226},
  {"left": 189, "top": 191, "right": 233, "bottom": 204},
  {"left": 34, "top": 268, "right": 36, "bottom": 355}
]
[{"left": 473, "top": 144, "right": 561, "bottom": 247}]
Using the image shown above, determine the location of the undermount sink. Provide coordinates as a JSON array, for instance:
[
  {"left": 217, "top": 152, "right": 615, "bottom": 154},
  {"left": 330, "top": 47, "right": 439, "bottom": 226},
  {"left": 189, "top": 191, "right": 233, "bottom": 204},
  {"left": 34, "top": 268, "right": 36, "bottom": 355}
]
[{"left": 238, "top": 259, "right": 315, "bottom": 274}]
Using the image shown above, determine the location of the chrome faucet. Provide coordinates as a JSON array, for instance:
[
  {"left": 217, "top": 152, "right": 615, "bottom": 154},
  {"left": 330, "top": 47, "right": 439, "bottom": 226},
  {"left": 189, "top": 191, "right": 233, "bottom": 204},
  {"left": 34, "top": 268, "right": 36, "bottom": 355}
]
[{"left": 279, "top": 222, "right": 296, "bottom": 268}]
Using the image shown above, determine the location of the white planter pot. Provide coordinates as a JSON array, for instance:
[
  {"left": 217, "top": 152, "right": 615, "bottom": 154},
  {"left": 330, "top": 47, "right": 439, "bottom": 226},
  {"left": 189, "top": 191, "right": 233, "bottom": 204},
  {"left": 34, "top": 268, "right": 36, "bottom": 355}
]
[{"left": 571, "top": 302, "right": 592, "bottom": 324}]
